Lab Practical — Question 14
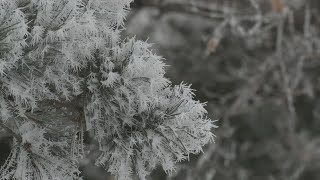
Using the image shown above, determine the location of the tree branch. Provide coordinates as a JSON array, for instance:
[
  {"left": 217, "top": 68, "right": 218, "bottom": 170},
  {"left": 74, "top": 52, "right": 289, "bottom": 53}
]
[
  {"left": 132, "top": 0, "right": 229, "bottom": 20},
  {"left": 0, "top": 122, "right": 22, "bottom": 143}
]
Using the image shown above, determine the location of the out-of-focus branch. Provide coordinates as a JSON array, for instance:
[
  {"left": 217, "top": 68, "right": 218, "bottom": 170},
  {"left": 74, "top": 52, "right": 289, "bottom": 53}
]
[
  {"left": 131, "top": 0, "right": 279, "bottom": 37},
  {"left": 132, "top": 0, "right": 230, "bottom": 20}
]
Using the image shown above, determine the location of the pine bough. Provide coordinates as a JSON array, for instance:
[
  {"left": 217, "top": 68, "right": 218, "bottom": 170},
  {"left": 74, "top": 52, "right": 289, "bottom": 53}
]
[{"left": 0, "top": 0, "right": 216, "bottom": 179}]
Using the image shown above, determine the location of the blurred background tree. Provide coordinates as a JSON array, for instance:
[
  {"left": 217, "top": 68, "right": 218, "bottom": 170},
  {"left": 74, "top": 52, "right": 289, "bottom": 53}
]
[{"left": 121, "top": 0, "right": 320, "bottom": 180}]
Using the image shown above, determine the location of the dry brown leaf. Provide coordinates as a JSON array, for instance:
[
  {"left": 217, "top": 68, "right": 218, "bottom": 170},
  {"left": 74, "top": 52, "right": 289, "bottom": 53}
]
[
  {"left": 271, "top": 0, "right": 284, "bottom": 12},
  {"left": 207, "top": 38, "right": 218, "bottom": 54}
]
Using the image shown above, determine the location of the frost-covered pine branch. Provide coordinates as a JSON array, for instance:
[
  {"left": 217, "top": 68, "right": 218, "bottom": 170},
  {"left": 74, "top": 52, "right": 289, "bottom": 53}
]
[{"left": 0, "top": 0, "right": 216, "bottom": 179}]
